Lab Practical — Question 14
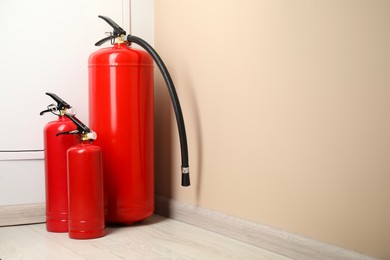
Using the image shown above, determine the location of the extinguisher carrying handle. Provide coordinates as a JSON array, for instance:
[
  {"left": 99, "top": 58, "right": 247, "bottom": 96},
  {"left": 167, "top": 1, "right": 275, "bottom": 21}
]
[
  {"left": 95, "top": 15, "right": 126, "bottom": 46},
  {"left": 95, "top": 36, "right": 114, "bottom": 47},
  {"left": 45, "top": 92, "right": 71, "bottom": 110},
  {"left": 124, "top": 34, "right": 191, "bottom": 187},
  {"left": 98, "top": 15, "right": 126, "bottom": 36},
  {"left": 40, "top": 93, "right": 76, "bottom": 116},
  {"left": 56, "top": 130, "right": 79, "bottom": 136},
  {"left": 57, "top": 114, "right": 97, "bottom": 141},
  {"left": 64, "top": 115, "right": 97, "bottom": 141}
]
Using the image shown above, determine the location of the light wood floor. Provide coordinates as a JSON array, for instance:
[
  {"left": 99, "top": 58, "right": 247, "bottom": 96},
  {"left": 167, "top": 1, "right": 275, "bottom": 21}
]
[{"left": 0, "top": 214, "right": 290, "bottom": 259}]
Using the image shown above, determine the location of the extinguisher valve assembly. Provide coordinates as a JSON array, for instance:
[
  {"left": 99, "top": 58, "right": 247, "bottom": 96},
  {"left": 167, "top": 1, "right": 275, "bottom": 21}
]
[
  {"left": 96, "top": 15, "right": 191, "bottom": 187},
  {"left": 40, "top": 92, "right": 76, "bottom": 117},
  {"left": 57, "top": 116, "right": 97, "bottom": 142}
]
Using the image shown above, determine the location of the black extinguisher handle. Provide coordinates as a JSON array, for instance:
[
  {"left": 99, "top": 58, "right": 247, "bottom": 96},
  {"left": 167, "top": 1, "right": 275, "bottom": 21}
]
[
  {"left": 56, "top": 130, "right": 79, "bottom": 136},
  {"left": 40, "top": 93, "right": 76, "bottom": 116},
  {"left": 56, "top": 114, "right": 97, "bottom": 141},
  {"left": 95, "top": 15, "right": 127, "bottom": 46},
  {"left": 95, "top": 36, "right": 114, "bottom": 47},
  {"left": 45, "top": 92, "right": 71, "bottom": 110},
  {"left": 98, "top": 15, "right": 126, "bottom": 36},
  {"left": 65, "top": 115, "right": 97, "bottom": 141}
]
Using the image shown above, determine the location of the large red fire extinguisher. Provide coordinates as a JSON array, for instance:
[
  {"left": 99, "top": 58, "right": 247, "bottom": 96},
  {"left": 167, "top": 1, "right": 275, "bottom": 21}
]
[
  {"left": 89, "top": 15, "right": 190, "bottom": 224},
  {"left": 57, "top": 115, "right": 105, "bottom": 239},
  {"left": 40, "top": 93, "right": 77, "bottom": 232}
]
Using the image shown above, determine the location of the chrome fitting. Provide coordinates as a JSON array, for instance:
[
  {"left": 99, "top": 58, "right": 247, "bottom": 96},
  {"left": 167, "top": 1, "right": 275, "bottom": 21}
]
[{"left": 181, "top": 167, "right": 190, "bottom": 174}]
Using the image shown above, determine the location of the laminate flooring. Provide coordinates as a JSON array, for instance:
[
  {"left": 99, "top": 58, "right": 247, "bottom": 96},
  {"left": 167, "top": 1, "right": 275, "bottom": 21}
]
[{"left": 0, "top": 214, "right": 291, "bottom": 259}]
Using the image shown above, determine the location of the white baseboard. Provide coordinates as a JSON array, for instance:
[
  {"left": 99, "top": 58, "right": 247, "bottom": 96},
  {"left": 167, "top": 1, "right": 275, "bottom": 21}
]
[
  {"left": 0, "top": 203, "right": 45, "bottom": 226},
  {"left": 154, "top": 195, "right": 376, "bottom": 260}
]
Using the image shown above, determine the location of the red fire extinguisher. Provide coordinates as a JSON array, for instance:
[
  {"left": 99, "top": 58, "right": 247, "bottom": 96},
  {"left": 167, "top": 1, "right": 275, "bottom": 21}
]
[
  {"left": 40, "top": 93, "right": 77, "bottom": 232},
  {"left": 57, "top": 115, "right": 105, "bottom": 239},
  {"left": 89, "top": 15, "right": 190, "bottom": 225}
]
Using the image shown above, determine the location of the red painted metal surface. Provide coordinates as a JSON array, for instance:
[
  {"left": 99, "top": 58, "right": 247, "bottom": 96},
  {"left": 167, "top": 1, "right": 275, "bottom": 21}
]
[
  {"left": 43, "top": 116, "right": 76, "bottom": 232},
  {"left": 88, "top": 43, "right": 154, "bottom": 224},
  {"left": 67, "top": 142, "right": 105, "bottom": 239}
]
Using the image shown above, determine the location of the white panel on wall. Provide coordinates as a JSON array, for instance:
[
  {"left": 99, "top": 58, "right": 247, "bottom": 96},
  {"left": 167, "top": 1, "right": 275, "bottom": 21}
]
[
  {"left": 0, "top": 0, "right": 131, "bottom": 207},
  {"left": 0, "top": 160, "right": 45, "bottom": 205},
  {"left": 0, "top": 0, "right": 154, "bottom": 207},
  {"left": 0, "top": 0, "right": 130, "bottom": 151}
]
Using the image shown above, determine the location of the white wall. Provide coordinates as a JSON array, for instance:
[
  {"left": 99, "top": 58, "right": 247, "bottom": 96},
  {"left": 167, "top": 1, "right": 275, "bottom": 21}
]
[{"left": 0, "top": 0, "right": 153, "bottom": 206}]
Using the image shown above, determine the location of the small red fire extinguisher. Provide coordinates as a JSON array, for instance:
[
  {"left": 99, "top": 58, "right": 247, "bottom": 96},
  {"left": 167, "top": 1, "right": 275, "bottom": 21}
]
[
  {"left": 57, "top": 115, "right": 105, "bottom": 239},
  {"left": 89, "top": 16, "right": 190, "bottom": 225},
  {"left": 40, "top": 93, "right": 77, "bottom": 232}
]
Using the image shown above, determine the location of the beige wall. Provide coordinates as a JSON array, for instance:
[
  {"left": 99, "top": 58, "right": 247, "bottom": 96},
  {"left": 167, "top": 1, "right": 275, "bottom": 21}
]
[{"left": 154, "top": 0, "right": 390, "bottom": 258}]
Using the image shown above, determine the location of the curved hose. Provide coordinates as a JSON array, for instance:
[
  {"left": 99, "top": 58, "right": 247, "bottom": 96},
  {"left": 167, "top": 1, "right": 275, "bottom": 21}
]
[{"left": 125, "top": 35, "right": 190, "bottom": 187}]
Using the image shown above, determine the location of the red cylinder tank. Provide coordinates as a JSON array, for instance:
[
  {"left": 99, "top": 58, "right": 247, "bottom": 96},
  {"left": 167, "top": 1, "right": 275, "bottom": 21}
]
[
  {"left": 88, "top": 43, "right": 154, "bottom": 224},
  {"left": 44, "top": 115, "right": 76, "bottom": 232},
  {"left": 67, "top": 141, "right": 105, "bottom": 239}
]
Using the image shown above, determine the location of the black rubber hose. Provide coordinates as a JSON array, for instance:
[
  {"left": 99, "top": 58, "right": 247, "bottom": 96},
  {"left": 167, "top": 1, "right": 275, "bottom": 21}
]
[{"left": 126, "top": 35, "right": 190, "bottom": 187}]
